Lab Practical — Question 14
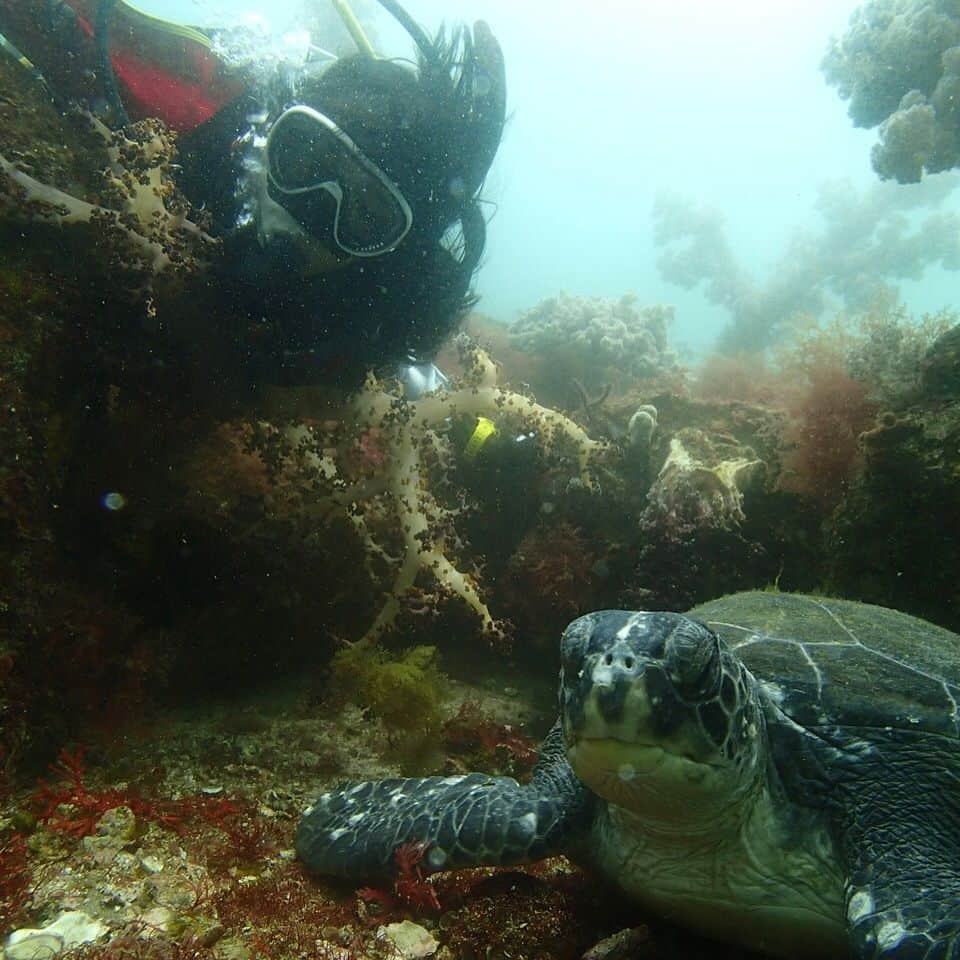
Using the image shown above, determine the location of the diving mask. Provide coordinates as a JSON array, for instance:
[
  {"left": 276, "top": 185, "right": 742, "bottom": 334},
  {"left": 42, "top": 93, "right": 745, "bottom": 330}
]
[{"left": 265, "top": 105, "right": 413, "bottom": 258}]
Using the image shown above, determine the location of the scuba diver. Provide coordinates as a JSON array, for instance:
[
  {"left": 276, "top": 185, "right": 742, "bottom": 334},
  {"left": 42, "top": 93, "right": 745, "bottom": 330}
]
[{"left": 2, "top": 0, "right": 506, "bottom": 390}]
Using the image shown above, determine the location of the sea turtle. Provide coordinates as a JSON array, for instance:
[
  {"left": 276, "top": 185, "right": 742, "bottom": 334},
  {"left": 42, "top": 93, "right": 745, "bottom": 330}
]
[{"left": 296, "top": 592, "right": 960, "bottom": 959}]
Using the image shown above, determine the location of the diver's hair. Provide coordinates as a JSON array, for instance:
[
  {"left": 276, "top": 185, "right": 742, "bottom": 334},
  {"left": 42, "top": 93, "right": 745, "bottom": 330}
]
[
  {"left": 202, "top": 20, "right": 505, "bottom": 386},
  {"left": 288, "top": 26, "right": 501, "bottom": 332},
  {"left": 415, "top": 22, "right": 506, "bottom": 198}
]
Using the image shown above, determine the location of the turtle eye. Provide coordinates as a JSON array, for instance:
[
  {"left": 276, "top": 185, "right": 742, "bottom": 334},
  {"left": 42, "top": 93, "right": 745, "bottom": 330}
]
[
  {"left": 560, "top": 613, "right": 598, "bottom": 672},
  {"left": 666, "top": 620, "right": 721, "bottom": 700}
]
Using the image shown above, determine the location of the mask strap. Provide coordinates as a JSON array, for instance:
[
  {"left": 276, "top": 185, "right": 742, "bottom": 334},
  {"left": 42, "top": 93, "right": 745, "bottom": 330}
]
[
  {"left": 94, "top": 0, "right": 130, "bottom": 126},
  {"left": 371, "top": 0, "right": 437, "bottom": 65}
]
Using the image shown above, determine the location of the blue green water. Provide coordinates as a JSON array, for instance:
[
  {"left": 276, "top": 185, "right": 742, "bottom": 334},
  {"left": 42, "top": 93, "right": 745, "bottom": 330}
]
[{"left": 137, "top": 0, "right": 959, "bottom": 354}]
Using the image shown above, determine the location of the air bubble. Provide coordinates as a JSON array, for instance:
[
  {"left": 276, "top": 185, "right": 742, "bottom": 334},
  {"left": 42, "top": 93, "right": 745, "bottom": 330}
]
[{"left": 101, "top": 491, "right": 126, "bottom": 511}]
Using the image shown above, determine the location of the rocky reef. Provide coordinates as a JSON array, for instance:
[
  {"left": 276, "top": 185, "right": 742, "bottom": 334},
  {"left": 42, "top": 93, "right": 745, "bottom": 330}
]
[
  {"left": 506, "top": 293, "right": 681, "bottom": 408},
  {"left": 3, "top": 16, "right": 960, "bottom": 959},
  {"left": 827, "top": 321, "right": 960, "bottom": 628}
]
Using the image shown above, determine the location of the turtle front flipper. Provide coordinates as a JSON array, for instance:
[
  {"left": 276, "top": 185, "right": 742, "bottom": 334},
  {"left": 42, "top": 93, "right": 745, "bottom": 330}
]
[
  {"left": 847, "top": 880, "right": 960, "bottom": 959},
  {"left": 297, "top": 722, "right": 594, "bottom": 880},
  {"left": 841, "top": 739, "right": 960, "bottom": 959}
]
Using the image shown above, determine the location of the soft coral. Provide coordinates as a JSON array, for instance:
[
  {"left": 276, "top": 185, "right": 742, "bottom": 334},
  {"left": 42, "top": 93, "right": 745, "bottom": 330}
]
[
  {"left": 34, "top": 746, "right": 159, "bottom": 837},
  {"left": 0, "top": 832, "right": 31, "bottom": 930},
  {"left": 779, "top": 359, "right": 877, "bottom": 510}
]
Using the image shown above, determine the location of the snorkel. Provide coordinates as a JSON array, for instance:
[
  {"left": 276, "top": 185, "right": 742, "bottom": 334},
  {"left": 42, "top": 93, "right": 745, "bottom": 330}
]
[{"left": 330, "top": 0, "right": 377, "bottom": 58}]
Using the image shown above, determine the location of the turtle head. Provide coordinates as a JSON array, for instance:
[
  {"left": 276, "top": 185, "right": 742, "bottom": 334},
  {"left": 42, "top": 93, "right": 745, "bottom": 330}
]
[{"left": 560, "top": 610, "right": 764, "bottom": 824}]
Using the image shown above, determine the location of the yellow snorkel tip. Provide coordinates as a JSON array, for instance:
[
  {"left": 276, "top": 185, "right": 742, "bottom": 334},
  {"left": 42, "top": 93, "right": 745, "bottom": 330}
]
[
  {"left": 331, "top": 0, "right": 378, "bottom": 57},
  {"left": 463, "top": 417, "right": 498, "bottom": 460}
]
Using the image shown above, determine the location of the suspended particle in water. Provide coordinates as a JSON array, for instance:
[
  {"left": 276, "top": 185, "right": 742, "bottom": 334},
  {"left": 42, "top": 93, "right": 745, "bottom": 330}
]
[{"left": 101, "top": 491, "right": 127, "bottom": 511}]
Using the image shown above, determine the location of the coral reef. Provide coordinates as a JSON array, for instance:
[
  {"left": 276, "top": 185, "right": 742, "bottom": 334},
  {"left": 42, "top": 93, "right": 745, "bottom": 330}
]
[
  {"left": 629, "top": 426, "right": 773, "bottom": 609},
  {"left": 0, "top": 58, "right": 214, "bottom": 292},
  {"left": 822, "top": 0, "right": 960, "bottom": 181},
  {"left": 283, "top": 335, "right": 607, "bottom": 651},
  {"left": 827, "top": 321, "right": 960, "bottom": 629},
  {"left": 3, "top": 31, "right": 960, "bottom": 954},
  {"left": 507, "top": 293, "right": 680, "bottom": 407},
  {"left": 653, "top": 179, "right": 960, "bottom": 352}
]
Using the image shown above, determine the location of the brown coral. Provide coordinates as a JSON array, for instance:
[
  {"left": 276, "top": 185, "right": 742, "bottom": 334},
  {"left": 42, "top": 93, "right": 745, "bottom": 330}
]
[
  {"left": 692, "top": 350, "right": 781, "bottom": 405},
  {"left": 778, "top": 360, "right": 877, "bottom": 510},
  {"left": 502, "top": 522, "right": 599, "bottom": 646},
  {"left": 0, "top": 115, "right": 214, "bottom": 282}
]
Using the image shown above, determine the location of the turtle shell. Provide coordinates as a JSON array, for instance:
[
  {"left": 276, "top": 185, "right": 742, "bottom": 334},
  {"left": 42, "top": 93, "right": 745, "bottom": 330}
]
[{"left": 687, "top": 591, "right": 960, "bottom": 738}]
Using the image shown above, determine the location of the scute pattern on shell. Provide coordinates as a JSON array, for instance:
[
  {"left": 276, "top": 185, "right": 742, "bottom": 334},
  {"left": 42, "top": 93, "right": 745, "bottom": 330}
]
[{"left": 689, "top": 592, "right": 960, "bottom": 738}]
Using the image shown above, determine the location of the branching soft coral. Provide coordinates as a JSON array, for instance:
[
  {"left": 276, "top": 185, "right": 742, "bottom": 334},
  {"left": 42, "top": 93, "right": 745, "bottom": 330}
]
[
  {"left": 288, "top": 336, "right": 606, "bottom": 649},
  {"left": 779, "top": 359, "right": 878, "bottom": 511},
  {"left": 822, "top": 0, "right": 960, "bottom": 181},
  {"left": 0, "top": 115, "right": 214, "bottom": 278},
  {"left": 653, "top": 180, "right": 960, "bottom": 352}
]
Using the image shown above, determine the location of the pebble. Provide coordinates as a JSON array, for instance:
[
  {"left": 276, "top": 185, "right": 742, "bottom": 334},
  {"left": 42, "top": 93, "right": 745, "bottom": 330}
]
[
  {"left": 82, "top": 807, "right": 138, "bottom": 865},
  {"left": 581, "top": 925, "right": 649, "bottom": 960},
  {"left": 379, "top": 920, "right": 438, "bottom": 959},
  {"left": 4, "top": 911, "right": 109, "bottom": 959},
  {"left": 195, "top": 921, "right": 225, "bottom": 947},
  {"left": 4, "top": 931, "right": 63, "bottom": 960},
  {"left": 138, "top": 907, "right": 178, "bottom": 937},
  {"left": 95, "top": 807, "right": 137, "bottom": 844}
]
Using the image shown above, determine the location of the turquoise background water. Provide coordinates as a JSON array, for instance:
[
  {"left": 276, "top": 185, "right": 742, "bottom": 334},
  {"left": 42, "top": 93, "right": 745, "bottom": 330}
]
[{"left": 138, "top": 0, "right": 959, "bottom": 354}]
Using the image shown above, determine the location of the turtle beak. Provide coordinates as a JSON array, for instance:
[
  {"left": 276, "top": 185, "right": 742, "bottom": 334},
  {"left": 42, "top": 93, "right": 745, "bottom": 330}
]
[
  {"left": 586, "top": 640, "right": 647, "bottom": 727},
  {"left": 560, "top": 612, "right": 723, "bottom": 764}
]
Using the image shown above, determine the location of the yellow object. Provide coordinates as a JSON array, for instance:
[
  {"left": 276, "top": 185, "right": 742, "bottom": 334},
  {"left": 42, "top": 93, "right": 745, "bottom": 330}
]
[
  {"left": 463, "top": 416, "right": 498, "bottom": 459},
  {"left": 331, "top": 0, "right": 377, "bottom": 57},
  {"left": 0, "top": 31, "right": 38, "bottom": 72},
  {"left": 115, "top": 0, "right": 218, "bottom": 49}
]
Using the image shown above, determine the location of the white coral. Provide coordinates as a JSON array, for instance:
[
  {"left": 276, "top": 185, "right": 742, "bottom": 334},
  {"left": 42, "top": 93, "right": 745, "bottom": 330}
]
[
  {"left": 509, "top": 292, "right": 676, "bottom": 383},
  {"left": 300, "top": 339, "right": 606, "bottom": 648},
  {"left": 0, "top": 116, "right": 214, "bottom": 275}
]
